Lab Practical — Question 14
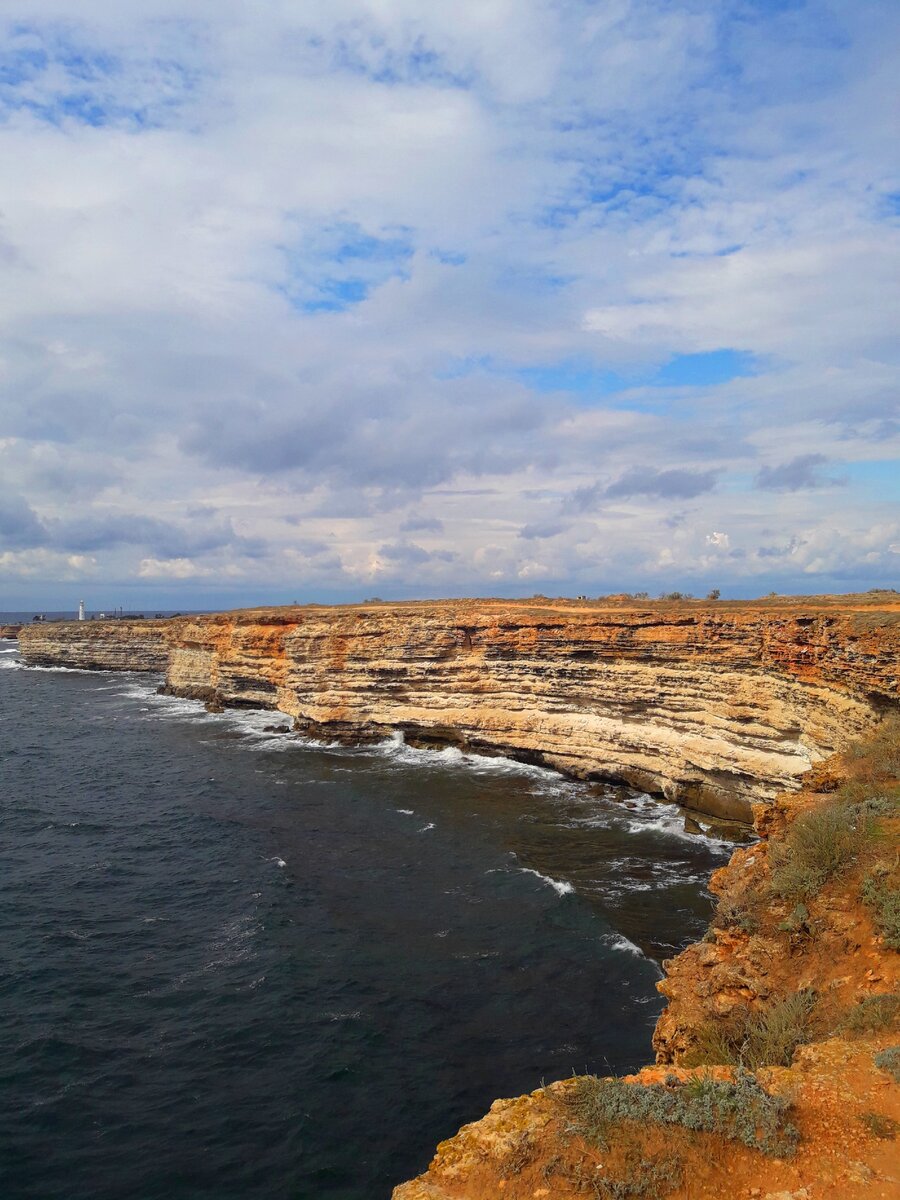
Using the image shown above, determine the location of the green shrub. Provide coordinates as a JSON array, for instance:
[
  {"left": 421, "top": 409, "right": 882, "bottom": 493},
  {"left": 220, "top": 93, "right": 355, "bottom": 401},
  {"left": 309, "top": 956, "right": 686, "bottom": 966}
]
[
  {"left": 841, "top": 993, "right": 900, "bottom": 1035},
  {"left": 563, "top": 1070, "right": 799, "bottom": 1157},
  {"left": 769, "top": 802, "right": 870, "bottom": 899},
  {"left": 684, "top": 990, "right": 817, "bottom": 1071},
  {"left": 861, "top": 872, "right": 900, "bottom": 949},
  {"left": 874, "top": 1046, "right": 900, "bottom": 1083}
]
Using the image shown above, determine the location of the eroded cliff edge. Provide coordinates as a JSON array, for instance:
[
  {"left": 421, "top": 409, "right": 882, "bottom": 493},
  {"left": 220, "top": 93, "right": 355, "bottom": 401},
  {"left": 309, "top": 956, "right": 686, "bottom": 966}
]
[
  {"left": 391, "top": 722, "right": 900, "bottom": 1200},
  {"left": 17, "top": 595, "right": 900, "bottom": 822}
]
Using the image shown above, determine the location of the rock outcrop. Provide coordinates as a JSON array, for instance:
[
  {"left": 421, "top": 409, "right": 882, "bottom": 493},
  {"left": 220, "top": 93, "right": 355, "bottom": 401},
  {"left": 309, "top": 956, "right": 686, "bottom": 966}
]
[
  {"left": 18, "top": 619, "right": 169, "bottom": 671},
  {"left": 0, "top": 624, "right": 22, "bottom": 639},
  {"left": 17, "top": 595, "right": 900, "bottom": 822}
]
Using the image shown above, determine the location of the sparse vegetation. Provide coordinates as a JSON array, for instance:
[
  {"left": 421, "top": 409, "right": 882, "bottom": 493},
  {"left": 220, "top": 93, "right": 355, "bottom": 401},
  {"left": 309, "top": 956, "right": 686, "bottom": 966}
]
[
  {"left": 712, "top": 896, "right": 758, "bottom": 934},
  {"left": 594, "top": 1148, "right": 684, "bottom": 1199},
  {"left": 500, "top": 1132, "right": 536, "bottom": 1177},
  {"left": 683, "top": 990, "right": 818, "bottom": 1070},
  {"left": 874, "top": 1046, "right": 900, "bottom": 1083},
  {"left": 860, "top": 1110, "right": 899, "bottom": 1140},
  {"left": 542, "top": 1145, "right": 684, "bottom": 1199},
  {"left": 861, "top": 870, "right": 900, "bottom": 949},
  {"left": 840, "top": 993, "right": 900, "bottom": 1036},
  {"left": 844, "top": 715, "right": 900, "bottom": 782},
  {"left": 768, "top": 801, "right": 871, "bottom": 899},
  {"left": 777, "top": 902, "right": 810, "bottom": 934},
  {"left": 562, "top": 1070, "right": 799, "bottom": 1158}
]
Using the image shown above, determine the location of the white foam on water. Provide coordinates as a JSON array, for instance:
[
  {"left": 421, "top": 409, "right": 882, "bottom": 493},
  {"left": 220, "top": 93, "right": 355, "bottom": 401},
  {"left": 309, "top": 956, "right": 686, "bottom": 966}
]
[
  {"left": 571, "top": 792, "right": 739, "bottom": 851},
  {"left": 604, "top": 932, "right": 644, "bottom": 957},
  {"left": 371, "top": 730, "right": 569, "bottom": 786},
  {"left": 271, "top": 857, "right": 287, "bottom": 868},
  {"left": 518, "top": 867, "right": 574, "bottom": 897},
  {"left": 0, "top": 647, "right": 18, "bottom": 653},
  {"left": 396, "top": 808, "right": 415, "bottom": 815},
  {"left": 20, "top": 662, "right": 127, "bottom": 675},
  {"left": 418, "top": 822, "right": 436, "bottom": 833}
]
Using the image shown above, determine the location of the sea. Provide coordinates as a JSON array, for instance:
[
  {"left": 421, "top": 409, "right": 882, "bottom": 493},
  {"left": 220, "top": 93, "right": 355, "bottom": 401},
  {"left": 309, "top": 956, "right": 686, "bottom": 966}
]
[{"left": 0, "top": 621, "right": 743, "bottom": 1199}]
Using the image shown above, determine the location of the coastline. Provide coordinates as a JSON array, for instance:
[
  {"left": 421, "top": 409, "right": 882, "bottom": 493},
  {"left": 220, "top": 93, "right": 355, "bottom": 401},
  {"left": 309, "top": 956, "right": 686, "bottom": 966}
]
[{"left": 17, "top": 594, "right": 900, "bottom": 825}]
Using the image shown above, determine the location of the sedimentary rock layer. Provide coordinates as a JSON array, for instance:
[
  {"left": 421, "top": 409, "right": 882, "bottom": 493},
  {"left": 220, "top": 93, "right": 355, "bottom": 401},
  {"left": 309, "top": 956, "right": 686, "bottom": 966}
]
[
  {"left": 18, "top": 619, "right": 169, "bottom": 672},
  {"left": 17, "top": 597, "right": 900, "bottom": 821}
]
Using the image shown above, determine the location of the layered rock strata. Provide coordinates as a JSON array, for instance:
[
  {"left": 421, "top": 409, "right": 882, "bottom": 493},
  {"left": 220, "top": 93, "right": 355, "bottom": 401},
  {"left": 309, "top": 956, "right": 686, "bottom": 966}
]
[
  {"left": 18, "top": 619, "right": 169, "bottom": 672},
  {"left": 18, "top": 597, "right": 900, "bottom": 821}
]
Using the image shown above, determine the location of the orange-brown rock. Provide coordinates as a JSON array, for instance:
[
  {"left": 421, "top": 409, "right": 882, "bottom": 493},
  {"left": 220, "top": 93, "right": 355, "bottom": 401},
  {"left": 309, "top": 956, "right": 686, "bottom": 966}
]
[
  {"left": 17, "top": 594, "right": 900, "bottom": 822},
  {"left": 0, "top": 624, "right": 22, "bottom": 639},
  {"left": 18, "top": 618, "right": 169, "bottom": 671}
]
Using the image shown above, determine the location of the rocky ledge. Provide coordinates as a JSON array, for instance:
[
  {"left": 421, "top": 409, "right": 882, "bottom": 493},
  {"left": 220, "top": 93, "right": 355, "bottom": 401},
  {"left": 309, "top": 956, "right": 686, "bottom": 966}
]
[{"left": 17, "top": 594, "right": 900, "bottom": 822}]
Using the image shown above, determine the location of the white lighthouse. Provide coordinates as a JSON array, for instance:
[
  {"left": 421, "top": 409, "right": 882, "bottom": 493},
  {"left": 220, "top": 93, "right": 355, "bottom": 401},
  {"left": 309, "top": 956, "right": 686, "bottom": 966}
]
[{"left": 78, "top": 600, "right": 85, "bottom": 621}]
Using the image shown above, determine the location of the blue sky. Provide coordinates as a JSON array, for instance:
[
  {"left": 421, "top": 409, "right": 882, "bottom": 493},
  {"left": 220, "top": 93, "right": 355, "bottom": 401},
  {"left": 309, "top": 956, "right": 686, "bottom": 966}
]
[{"left": 0, "top": 0, "right": 897, "bottom": 607}]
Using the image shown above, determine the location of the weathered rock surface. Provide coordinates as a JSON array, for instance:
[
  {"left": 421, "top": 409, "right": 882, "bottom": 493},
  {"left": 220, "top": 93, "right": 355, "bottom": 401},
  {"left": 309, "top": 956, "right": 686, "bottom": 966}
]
[
  {"left": 0, "top": 624, "right": 22, "bottom": 639},
  {"left": 18, "top": 596, "right": 900, "bottom": 822},
  {"left": 18, "top": 619, "right": 169, "bottom": 671}
]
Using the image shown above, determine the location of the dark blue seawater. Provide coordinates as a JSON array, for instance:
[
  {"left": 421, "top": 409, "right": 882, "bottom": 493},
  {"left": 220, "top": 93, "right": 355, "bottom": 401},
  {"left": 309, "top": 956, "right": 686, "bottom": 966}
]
[{"left": 0, "top": 640, "right": 739, "bottom": 1200}]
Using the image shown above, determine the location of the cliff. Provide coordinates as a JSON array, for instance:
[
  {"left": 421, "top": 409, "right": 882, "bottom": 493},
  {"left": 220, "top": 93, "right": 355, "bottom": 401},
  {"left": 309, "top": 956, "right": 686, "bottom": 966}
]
[
  {"left": 14, "top": 596, "right": 900, "bottom": 1196},
  {"left": 17, "top": 595, "right": 900, "bottom": 822},
  {"left": 392, "top": 722, "right": 900, "bottom": 1199},
  {"left": 0, "top": 624, "right": 22, "bottom": 639},
  {"left": 18, "top": 619, "right": 169, "bottom": 671}
]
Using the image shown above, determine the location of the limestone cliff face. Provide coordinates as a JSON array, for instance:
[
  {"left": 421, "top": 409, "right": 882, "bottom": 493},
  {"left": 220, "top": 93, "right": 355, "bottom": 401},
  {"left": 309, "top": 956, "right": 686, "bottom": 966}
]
[
  {"left": 17, "top": 597, "right": 900, "bottom": 821},
  {"left": 18, "top": 619, "right": 169, "bottom": 672}
]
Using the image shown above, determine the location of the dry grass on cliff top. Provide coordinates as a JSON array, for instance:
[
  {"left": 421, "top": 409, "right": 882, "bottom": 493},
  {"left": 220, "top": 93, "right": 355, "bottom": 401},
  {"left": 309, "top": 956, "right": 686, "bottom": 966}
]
[{"left": 221, "top": 588, "right": 900, "bottom": 619}]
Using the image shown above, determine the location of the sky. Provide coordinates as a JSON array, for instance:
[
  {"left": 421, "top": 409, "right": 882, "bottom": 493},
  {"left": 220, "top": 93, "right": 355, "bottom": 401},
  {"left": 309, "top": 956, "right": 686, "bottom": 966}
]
[{"left": 0, "top": 0, "right": 898, "bottom": 609}]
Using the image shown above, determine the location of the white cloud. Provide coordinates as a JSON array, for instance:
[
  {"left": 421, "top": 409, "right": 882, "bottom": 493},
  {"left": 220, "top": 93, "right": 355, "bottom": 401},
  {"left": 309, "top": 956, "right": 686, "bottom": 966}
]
[
  {"left": 138, "top": 557, "right": 212, "bottom": 579},
  {"left": 0, "top": 1, "right": 897, "bottom": 604}
]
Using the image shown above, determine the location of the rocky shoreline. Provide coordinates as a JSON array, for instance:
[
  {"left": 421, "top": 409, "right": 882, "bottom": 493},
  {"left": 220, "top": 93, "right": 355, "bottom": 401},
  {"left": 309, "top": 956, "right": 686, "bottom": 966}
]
[
  {"left": 16, "top": 595, "right": 900, "bottom": 824},
  {"left": 13, "top": 594, "right": 900, "bottom": 1197}
]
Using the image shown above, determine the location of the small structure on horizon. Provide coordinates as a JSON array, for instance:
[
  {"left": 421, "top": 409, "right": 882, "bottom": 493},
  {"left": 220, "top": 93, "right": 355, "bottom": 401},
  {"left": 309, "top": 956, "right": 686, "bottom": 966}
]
[{"left": 78, "top": 600, "right": 85, "bottom": 621}]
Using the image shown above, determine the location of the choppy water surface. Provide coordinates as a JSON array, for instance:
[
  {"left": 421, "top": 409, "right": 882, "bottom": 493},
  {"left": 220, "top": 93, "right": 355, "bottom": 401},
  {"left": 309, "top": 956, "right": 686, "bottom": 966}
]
[{"left": 0, "top": 641, "right": 741, "bottom": 1199}]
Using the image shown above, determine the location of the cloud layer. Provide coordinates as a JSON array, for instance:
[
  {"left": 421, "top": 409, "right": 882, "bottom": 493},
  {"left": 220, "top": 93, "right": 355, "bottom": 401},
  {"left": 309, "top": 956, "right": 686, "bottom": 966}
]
[{"left": 0, "top": 1, "right": 898, "bottom": 605}]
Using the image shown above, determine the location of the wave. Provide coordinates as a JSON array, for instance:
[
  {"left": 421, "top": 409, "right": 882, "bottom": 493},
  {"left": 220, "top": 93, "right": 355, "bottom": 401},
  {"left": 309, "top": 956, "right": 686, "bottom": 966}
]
[
  {"left": 418, "top": 822, "right": 435, "bottom": 833},
  {"left": 571, "top": 792, "right": 739, "bottom": 851},
  {"left": 518, "top": 867, "right": 574, "bottom": 897},
  {"left": 602, "top": 932, "right": 644, "bottom": 957}
]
